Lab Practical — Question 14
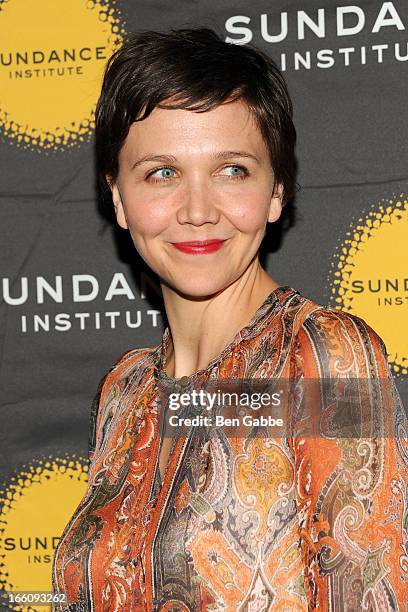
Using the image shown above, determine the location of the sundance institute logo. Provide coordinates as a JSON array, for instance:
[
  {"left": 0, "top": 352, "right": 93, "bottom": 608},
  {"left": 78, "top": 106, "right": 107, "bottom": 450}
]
[
  {"left": 329, "top": 194, "right": 408, "bottom": 377},
  {"left": 0, "top": 0, "right": 126, "bottom": 151},
  {"left": 0, "top": 455, "right": 88, "bottom": 610}
]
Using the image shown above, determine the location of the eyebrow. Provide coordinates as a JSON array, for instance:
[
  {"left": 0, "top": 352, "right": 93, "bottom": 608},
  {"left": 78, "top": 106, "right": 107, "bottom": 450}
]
[
  {"left": 214, "top": 150, "right": 260, "bottom": 163},
  {"left": 131, "top": 150, "right": 260, "bottom": 170},
  {"left": 131, "top": 154, "right": 176, "bottom": 170}
]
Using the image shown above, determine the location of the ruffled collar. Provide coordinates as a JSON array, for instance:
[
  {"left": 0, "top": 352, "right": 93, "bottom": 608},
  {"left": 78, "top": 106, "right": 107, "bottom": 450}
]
[{"left": 152, "top": 285, "right": 298, "bottom": 383}]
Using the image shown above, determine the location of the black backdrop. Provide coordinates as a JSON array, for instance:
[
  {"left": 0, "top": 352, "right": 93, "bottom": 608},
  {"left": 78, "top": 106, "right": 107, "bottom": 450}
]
[{"left": 0, "top": 0, "right": 407, "bottom": 604}]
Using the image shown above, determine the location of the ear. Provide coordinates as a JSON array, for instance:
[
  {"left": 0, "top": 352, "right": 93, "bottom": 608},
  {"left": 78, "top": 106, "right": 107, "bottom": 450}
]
[
  {"left": 267, "top": 182, "right": 284, "bottom": 223},
  {"left": 107, "top": 176, "right": 128, "bottom": 230}
]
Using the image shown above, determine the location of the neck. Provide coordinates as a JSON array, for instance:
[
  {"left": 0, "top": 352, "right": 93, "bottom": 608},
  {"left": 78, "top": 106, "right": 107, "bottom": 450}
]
[{"left": 160, "top": 259, "right": 281, "bottom": 378}]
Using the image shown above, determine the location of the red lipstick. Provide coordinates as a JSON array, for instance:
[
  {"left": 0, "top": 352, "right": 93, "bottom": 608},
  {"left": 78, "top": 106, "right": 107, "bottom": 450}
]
[{"left": 170, "top": 239, "right": 226, "bottom": 254}]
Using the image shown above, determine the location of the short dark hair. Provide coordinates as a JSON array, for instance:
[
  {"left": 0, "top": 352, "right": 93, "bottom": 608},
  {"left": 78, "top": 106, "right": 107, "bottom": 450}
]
[{"left": 95, "top": 27, "right": 297, "bottom": 214}]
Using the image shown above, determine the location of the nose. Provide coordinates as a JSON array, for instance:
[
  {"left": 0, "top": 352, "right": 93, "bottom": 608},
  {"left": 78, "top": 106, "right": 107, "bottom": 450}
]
[{"left": 176, "top": 180, "right": 220, "bottom": 226}]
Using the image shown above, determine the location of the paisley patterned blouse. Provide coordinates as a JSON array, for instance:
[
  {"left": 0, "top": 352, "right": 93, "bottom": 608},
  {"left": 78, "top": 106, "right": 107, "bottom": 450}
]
[{"left": 52, "top": 285, "right": 408, "bottom": 611}]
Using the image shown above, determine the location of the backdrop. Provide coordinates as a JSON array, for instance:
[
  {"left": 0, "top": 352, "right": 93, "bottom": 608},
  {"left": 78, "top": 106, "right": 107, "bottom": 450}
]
[{"left": 0, "top": 0, "right": 407, "bottom": 607}]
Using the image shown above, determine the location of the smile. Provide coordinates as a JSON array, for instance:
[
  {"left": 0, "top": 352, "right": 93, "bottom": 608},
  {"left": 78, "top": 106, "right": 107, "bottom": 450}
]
[{"left": 170, "top": 239, "right": 227, "bottom": 255}]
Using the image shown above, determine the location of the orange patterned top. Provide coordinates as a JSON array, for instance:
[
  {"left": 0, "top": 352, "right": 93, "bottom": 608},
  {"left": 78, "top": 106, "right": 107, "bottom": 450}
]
[{"left": 52, "top": 286, "right": 408, "bottom": 611}]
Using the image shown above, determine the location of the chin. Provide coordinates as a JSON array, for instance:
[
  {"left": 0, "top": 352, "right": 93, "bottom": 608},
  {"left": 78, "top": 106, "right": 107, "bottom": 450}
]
[{"left": 164, "top": 276, "right": 230, "bottom": 300}]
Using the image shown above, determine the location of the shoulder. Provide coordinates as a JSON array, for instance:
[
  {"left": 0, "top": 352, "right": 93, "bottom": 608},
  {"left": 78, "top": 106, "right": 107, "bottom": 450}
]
[
  {"left": 93, "top": 345, "right": 158, "bottom": 401},
  {"left": 95, "top": 345, "right": 159, "bottom": 412},
  {"left": 102, "top": 346, "right": 157, "bottom": 390},
  {"left": 300, "top": 305, "right": 386, "bottom": 353},
  {"left": 294, "top": 302, "right": 389, "bottom": 378}
]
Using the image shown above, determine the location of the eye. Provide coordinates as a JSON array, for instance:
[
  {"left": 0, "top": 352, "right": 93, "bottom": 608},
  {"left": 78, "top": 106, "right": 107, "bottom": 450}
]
[
  {"left": 220, "top": 165, "right": 249, "bottom": 179},
  {"left": 146, "top": 166, "right": 177, "bottom": 182}
]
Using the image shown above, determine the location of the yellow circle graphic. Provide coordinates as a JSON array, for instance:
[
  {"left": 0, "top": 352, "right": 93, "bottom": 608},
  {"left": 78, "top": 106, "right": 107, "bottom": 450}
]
[
  {"left": 0, "top": 455, "right": 88, "bottom": 611},
  {"left": 0, "top": 0, "right": 126, "bottom": 151},
  {"left": 329, "top": 194, "right": 408, "bottom": 377}
]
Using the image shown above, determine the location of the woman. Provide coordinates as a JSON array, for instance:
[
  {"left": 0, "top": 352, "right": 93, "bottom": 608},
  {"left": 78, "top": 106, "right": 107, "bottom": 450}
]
[{"left": 52, "top": 28, "right": 407, "bottom": 610}]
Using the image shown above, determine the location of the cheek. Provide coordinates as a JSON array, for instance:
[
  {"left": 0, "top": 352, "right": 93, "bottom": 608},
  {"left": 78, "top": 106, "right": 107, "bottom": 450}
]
[
  {"left": 123, "top": 194, "right": 172, "bottom": 237},
  {"left": 224, "top": 191, "right": 270, "bottom": 233}
]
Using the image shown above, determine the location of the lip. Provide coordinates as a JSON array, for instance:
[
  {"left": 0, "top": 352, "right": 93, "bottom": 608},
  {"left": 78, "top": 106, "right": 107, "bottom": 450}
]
[{"left": 170, "top": 239, "right": 227, "bottom": 254}]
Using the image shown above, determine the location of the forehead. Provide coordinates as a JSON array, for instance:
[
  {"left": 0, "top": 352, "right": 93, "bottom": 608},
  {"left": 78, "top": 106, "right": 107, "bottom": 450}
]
[{"left": 119, "top": 98, "right": 268, "bottom": 160}]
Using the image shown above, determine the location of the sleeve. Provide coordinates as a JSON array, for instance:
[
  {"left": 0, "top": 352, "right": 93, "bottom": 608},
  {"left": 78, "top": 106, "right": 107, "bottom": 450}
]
[
  {"left": 290, "top": 308, "right": 408, "bottom": 611},
  {"left": 88, "top": 370, "right": 111, "bottom": 465}
]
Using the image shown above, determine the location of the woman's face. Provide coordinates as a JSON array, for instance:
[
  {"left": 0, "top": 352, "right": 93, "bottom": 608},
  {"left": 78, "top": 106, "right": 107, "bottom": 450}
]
[{"left": 110, "top": 98, "right": 283, "bottom": 297}]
